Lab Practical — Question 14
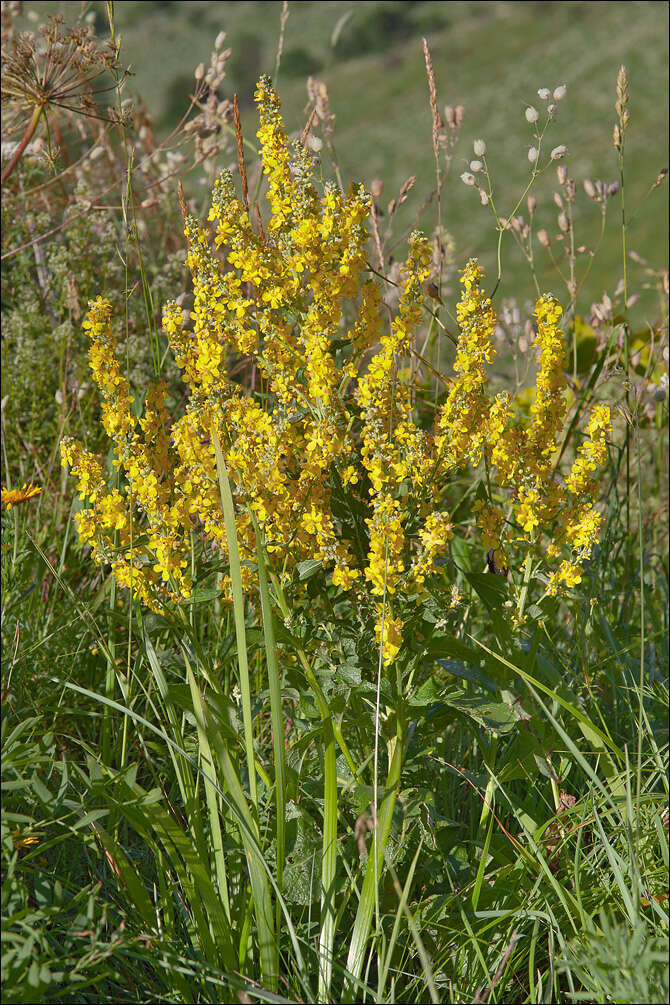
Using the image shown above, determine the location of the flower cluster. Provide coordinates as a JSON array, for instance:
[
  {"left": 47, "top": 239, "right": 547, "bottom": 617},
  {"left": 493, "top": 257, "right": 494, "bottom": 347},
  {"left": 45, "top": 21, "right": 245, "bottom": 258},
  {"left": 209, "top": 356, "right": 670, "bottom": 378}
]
[{"left": 62, "top": 77, "right": 610, "bottom": 662}]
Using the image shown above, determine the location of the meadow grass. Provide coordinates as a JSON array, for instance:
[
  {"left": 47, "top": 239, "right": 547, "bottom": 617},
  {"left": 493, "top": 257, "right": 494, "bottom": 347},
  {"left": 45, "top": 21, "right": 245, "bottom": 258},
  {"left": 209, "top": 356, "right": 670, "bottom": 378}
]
[{"left": 1, "top": 3, "right": 668, "bottom": 1003}]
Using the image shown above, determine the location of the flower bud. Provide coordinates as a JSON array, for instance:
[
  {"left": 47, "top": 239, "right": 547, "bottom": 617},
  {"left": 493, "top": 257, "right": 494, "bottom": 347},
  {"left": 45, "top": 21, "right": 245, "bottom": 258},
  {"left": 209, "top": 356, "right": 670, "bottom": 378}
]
[
  {"left": 558, "top": 211, "right": 570, "bottom": 233},
  {"left": 473, "top": 138, "right": 487, "bottom": 156},
  {"left": 527, "top": 195, "right": 537, "bottom": 214},
  {"left": 195, "top": 62, "right": 205, "bottom": 81},
  {"left": 525, "top": 106, "right": 540, "bottom": 123},
  {"left": 215, "top": 31, "right": 227, "bottom": 50}
]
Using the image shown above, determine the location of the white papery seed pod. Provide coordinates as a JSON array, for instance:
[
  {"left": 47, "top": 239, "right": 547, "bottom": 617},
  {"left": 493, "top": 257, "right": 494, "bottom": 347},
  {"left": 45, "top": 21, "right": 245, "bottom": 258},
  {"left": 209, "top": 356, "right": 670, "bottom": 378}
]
[
  {"left": 528, "top": 147, "right": 539, "bottom": 163},
  {"left": 473, "top": 138, "right": 487, "bottom": 156},
  {"left": 553, "top": 84, "right": 567, "bottom": 101},
  {"left": 460, "top": 172, "right": 476, "bottom": 187},
  {"left": 551, "top": 145, "right": 567, "bottom": 160},
  {"left": 525, "top": 106, "right": 540, "bottom": 123}
]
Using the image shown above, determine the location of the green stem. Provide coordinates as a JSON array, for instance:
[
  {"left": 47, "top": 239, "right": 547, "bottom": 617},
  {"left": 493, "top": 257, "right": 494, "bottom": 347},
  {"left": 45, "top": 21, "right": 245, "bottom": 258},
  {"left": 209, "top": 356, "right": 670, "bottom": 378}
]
[{"left": 342, "top": 706, "right": 405, "bottom": 1001}]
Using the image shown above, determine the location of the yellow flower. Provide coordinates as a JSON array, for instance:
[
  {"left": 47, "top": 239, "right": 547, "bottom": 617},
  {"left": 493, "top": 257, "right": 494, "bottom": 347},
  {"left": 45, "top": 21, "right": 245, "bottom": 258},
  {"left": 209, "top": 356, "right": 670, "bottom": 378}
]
[{"left": 1, "top": 483, "right": 42, "bottom": 509}]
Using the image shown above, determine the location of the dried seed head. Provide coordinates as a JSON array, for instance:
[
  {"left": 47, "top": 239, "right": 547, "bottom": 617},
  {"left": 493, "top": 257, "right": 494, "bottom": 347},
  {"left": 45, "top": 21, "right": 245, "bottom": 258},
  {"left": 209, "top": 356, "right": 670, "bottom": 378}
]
[
  {"left": 557, "top": 165, "right": 568, "bottom": 185},
  {"left": 525, "top": 106, "right": 539, "bottom": 123},
  {"left": 613, "top": 123, "right": 622, "bottom": 151},
  {"left": 455, "top": 104, "right": 466, "bottom": 126},
  {"left": 460, "top": 171, "right": 476, "bottom": 187},
  {"left": 551, "top": 145, "right": 567, "bottom": 160},
  {"left": 616, "top": 65, "right": 629, "bottom": 104},
  {"left": 547, "top": 104, "right": 557, "bottom": 120},
  {"left": 537, "top": 229, "right": 551, "bottom": 247},
  {"left": 527, "top": 195, "right": 537, "bottom": 214},
  {"left": 194, "top": 62, "right": 205, "bottom": 81},
  {"left": 479, "top": 189, "right": 490, "bottom": 206},
  {"left": 537, "top": 87, "right": 552, "bottom": 100},
  {"left": 553, "top": 191, "right": 564, "bottom": 209},
  {"left": 528, "top": 146, "right": 539, "bottom": 163},
  {"left": 444, "top": 105, "right": 456, "bottom": 127},
  {"left": 553, "top": 84, "right": 567, "bottom": 101},
  {"left": 557, "top": 211, "right": 570, "bottom": 233},
  {"left": 473, "top": 138, "right": 487, "bottom": 156},
  {"left": 626, "top": 293, "right": 640, "bottom": 308},
  {"left": 215, "top": 31, "right": 227, "bottom": 50},
  {"left": 652, "top": 167, "right": 668, "bottom": 190}
]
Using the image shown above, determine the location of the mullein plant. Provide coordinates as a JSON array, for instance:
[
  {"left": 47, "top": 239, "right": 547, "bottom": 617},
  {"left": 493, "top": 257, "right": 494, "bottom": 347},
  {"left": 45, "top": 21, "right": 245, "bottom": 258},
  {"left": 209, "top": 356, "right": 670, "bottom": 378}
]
[{"left": 58, "top": 74, "right": 613, "bottom": 994}]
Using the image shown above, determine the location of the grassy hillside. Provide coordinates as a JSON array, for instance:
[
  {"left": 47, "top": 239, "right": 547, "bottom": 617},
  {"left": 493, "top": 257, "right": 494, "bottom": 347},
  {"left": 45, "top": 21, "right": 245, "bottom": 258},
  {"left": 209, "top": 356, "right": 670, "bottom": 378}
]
[{"left": 18, "top": 2, "right": 668, "bottom": 310}]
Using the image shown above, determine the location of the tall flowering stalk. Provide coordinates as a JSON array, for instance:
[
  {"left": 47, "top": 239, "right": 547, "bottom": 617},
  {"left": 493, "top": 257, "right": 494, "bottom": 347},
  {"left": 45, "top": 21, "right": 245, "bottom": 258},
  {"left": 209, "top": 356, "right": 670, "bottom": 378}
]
[
  {"left": 60, "top": 75, "right": 613, "bottom": 997},
  {"left": 62, "top": 76, "right": 610, "bottom": 659}
]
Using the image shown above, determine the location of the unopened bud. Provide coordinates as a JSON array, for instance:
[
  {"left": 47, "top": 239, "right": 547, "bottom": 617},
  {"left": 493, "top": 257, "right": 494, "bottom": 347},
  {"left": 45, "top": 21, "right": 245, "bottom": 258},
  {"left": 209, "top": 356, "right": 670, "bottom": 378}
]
[
  {"left": 551, "top": 145, "right": 568, "bottom": 160},
  {"left": 473, "top": 138, "right": 487, "bottom": 156},
  {"left": 195, "top": 62, "right": 205, "bottom": 81},
  {"left": 537, "top": 229, "right": 550, "bottom": 247},
  {"left": 553, "top": 191, "right": 564, "bottom": 209},
  {"left": 527, "top": 195, "right": 537, "bottom": 214},
  {"left": 553, "top": 84, "right": 567, "bottom": 101},
  {"left": 215, "top": 31, "right": 227, "bottom": 50},
  {"left": 582, "top": 178, "right": 598, "bottom": 199},
  {"left": 528, "top": 146, "right": 539, "bottom": 163},
  {"left": 525, "top": 106, "right": 539, "bottom": 123},
  {"left": 557, "top": 211, "right": 570, "bottom": 233}
]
